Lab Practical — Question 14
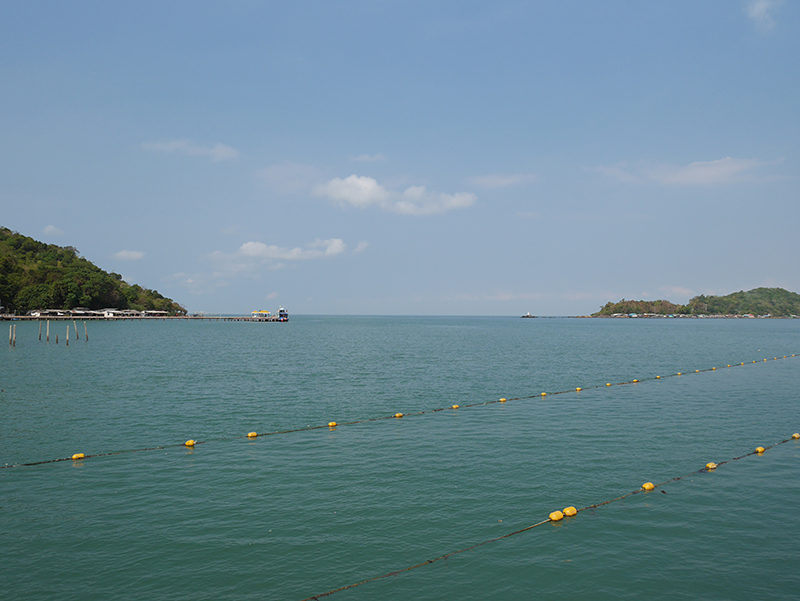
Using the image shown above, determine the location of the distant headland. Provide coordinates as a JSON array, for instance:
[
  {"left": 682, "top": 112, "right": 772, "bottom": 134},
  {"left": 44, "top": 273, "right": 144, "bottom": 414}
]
[
  {"left": 592, "top": 287, "right": 800, "bottom": 318},
  {"left": 0, "top": 226, "right": 186, "bottom": 316}
]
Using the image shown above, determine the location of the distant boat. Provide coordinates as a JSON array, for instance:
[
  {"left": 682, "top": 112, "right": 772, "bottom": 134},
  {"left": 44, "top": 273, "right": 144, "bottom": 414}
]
[
  {"left": 250, "top": 307, "right": 289, "bottom": 322},
  {"left": 521, "top": 312, "right": 537, "bottom": 318}
]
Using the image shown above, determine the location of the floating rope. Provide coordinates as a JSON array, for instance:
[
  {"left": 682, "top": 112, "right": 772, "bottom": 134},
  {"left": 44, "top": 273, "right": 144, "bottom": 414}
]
[
  {"left": 298, "top": 434, "right": 799, "bottom": 601},
  {"left": 2, "top": 353, "right": 796, "bottom": 470}
]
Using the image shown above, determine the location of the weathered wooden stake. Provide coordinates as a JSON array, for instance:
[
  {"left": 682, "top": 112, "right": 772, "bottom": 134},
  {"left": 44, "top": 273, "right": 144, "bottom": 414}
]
[
  {"left": 84, "top": 321, "right": 88, "bottom": 341},
  {"left": 39, "top": 321, "right": 42, "bottom": 341},
  {"left": 47, "top": 320, "right": 50, "bottom": 342},
  {"left": 66, "top": 325, "right": 69, "bottom": 346},
  {"left": 8, "top": 324, "right": 11, "bottom": 346},
  {"left": 13, "top": 324, "right": 16, "bottom": 346},
  {"left": 56, "top": 334, "right": 59, "bottom": 344},
  {"left": 74, "top": 320, "right": 79, "bottom": 340}
]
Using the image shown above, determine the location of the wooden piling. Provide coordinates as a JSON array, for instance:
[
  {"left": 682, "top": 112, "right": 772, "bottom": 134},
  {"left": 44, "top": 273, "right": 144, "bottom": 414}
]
[
  {"left": 84, "top": 321, "right": 88, "bottom": 341},
  {"left": 74, "top": 320, "right": 79, "bottom": 340},
  {"left": 66, "top": 325, "right": 69, "bottom": 346},
  {"left": 13, "top": 324, "right": 16, "bottom": 346},
  {"left": 46, "top": 320, "right": 50, "bottom": 342},
  {"left": 39, "top": 321, "right": 42, "bottom": 341},
  {"left": 8, "top": 324, "right": 11, "bottom": 346}
]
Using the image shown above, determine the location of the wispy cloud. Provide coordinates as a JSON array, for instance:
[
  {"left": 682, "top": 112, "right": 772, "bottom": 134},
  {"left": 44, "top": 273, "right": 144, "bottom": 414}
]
[
  {"left": 202, "top": 237, "right": 349, "bottom": 286},
  {"left": 114, "top": 250, "right": 145, "bottom": 260},
  {"left": 353, "top": 241, "right": 369, "bottom": 254},
  {"left": 467, "top": 173, "right": 538, "bottom": 188},
  {"left": 659, "top": 285, "right": 695, "bottom": 299},
  {"left": 141, "top": 139, "right": 240, "bottom": 162},
  {"left": 746, "top": 0, "right": 783, "bottom": 30},
  {"left": 257, "top": 162, "right": 324, "bottom": 193},
  {"left": 596, "top": 157, "right": 771, "bottom": 185},
  {"left": 314, "top": 175, "right": 476, "bottom": 215},
  {"left": 239, "top": 238, "right": 346, "bottom": 260},
  {"left": 43, "top": 224, "right": 64, "bottom": 236},
  {"left": 352, "top": 153, "right": 386, "bottom": 162}
]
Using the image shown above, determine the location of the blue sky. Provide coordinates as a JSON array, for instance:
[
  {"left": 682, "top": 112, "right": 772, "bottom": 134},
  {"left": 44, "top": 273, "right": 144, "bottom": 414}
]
[{"left": 1, "top": 1, "right": 797, "bottom": 315}]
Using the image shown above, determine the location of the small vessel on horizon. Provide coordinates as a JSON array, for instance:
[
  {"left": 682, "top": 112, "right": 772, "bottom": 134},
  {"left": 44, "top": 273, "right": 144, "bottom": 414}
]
[{"left": 521, "top": 312, "right": 537, "bottom": 318}]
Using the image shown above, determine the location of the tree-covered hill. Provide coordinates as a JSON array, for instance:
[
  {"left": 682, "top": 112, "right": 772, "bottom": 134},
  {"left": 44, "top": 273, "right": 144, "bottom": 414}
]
[
  {"left": 593, "top": 287, "right": 800, "bottom": 317},
  {"left": 0, "top": 227, "right": 186, "bottom": 315}
]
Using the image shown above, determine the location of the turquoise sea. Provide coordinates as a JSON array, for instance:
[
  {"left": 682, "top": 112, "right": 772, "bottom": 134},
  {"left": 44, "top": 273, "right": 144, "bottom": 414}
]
[{"left": 2, "top": 316, "right": 799, "bottom": 600}]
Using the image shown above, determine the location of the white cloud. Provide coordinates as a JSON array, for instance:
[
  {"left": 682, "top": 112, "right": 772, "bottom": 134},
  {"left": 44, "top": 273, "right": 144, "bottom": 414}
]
[
  {"left": 239, "top": 238, "right": 346, "bottom": 260},
  {"left": 596, "top": 157, "right": 769, "bottom": 185},
  {"left": 114, "top": 250, "right": 145, "bottom": 260},
  {"left": 352, "top": 153, "right": 386, "bottom": 162},
  {"left": 141, "top": 139, "right": 240, "bottom": 162},
  {"left": 468, "top": 173, "right": 538, "bottom": 188},
  {"left": 353, "top": 241, "right": 370, "bottom": 254},
  {"left": 314, "top": 175, "right": 391, "bottom": 208},
  {"left": 257, "top": 162, "right": 324, "bottom": 193},
  {"left": 43, "top": 224, "right": 64, "bottom": 236},
  {"left": 313, "top": 174, "right": 476, "bottom": 215},
  {"left": 746, "top": 0, "right": 783, "bottom": 29}
]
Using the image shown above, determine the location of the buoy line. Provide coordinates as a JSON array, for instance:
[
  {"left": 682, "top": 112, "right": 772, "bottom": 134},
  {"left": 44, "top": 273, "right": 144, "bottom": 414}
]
[
  {"left": 298, "top": 433, "right": 800, "bottom": 601},
  {"left": 2, "top": 353, "right": 797, "bottom": 470}
]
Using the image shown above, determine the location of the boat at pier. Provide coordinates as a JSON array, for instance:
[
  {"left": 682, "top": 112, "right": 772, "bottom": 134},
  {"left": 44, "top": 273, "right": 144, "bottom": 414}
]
[{"left": 250, "top": 308, "right": 289, "bottom": 322}]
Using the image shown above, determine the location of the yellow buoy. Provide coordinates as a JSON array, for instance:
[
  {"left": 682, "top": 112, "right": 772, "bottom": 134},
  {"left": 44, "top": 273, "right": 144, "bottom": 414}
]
[
  {"left": 677, "top": 372, "right": 682, "bottom": 376},
  {"left": 541, "top": 392, "right": 546, "bottom": 396},
  {"left": 741, "top": 363, "right": 744, "bottom": 365},
  {"left": 549, "top": 510, "right": 564, "bottom": 522},
  {"left": 451, "top": 404, "right": 459, "bottom": 409},
  {"left": 642, "top": 482, "right": 655, "bottom": 491},
  {"left": 764, "top": 358, "right": 767, "bottom": 361},
  {"left": 712, "top": 367, "right": 716, "bottom": 370},
  {"left": 633, "top": 379, "right": 638, "bottom": 383},
  {"left": 656, "top": 376, "right": 661, "bottom": 379},
  {"left": 563, "top": 506, "right": 577, "bottom": 517},
  {"left": 394, "top": 413, "right": 403, "bottom": 418},
  {"left": 753, "top": 361, "right": 756, "bottom": 363},
  {"left": 727, "top": 365, "right": 731, "bottom": 368},
  {"left": 185, "top": 440, "right": 196, "bottom": 447},
  {"left": 328, "top": 422, "right": 337, "bottom": 428},
  {"left": 247, "top": 431, "right": 258, "bottom": 438},
  {"left": 792, "top": 433, "right": 800, "bottom": 439},
  {"left": 499, "top": 397, "right": 507, "bottom": 402},
  {"left": 706, "top": 462, "right": 717, "bottom": 470},
  {"left": 576, "top": 387, "right": 582, "bottom": 392},
  {"left": 606, "top": 383, "right": 611, "bottom": 387},
  {"left": 755, "top": 446, "right": 765, "bottom": 454},
  {"left": 696, "top": 370, "right": 700, "bottom": 372},
  {"left": 71, "top": 453, "right": 85, "bottom": 460},
  {"left": 774, "top": 357, "right": 777, "bottom": 360}
]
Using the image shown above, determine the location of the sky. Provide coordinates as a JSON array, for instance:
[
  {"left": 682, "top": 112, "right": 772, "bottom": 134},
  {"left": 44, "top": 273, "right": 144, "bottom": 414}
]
[{"left": 1, "top": 1, "right": 798, "bottom": 315}]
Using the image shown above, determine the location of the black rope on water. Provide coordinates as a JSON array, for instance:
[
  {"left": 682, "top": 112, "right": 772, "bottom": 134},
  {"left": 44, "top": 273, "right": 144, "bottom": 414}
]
[
  {"left": 1, "top": 353, "right": 797, "bottom": 470},
  {"left": 298, "top": 435, "right": 798, "bottom": 601}
]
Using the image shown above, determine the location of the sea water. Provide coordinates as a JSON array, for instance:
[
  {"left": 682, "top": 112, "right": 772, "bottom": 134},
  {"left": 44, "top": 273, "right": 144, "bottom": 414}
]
[{"left": 1, "top": 317, "right": 799, "bottom": 600}]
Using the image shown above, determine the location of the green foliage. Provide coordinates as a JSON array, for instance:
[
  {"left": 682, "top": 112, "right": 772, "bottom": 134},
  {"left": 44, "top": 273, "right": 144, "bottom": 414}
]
[
  {"left": 594, "top": 288, "right": 800, "bottom": 317},
  {"left": 0, "top": 226, "right": 186, "bottom": 315},
  {"left": 593, "top": 299, "right": 687, "bottom": 316},
  {"left": 684, "top": 288, "right": 800, "bottom": 317}
]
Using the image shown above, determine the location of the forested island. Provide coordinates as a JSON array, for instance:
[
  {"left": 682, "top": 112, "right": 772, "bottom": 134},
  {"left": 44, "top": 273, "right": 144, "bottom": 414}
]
[
  {"left": 0, "top": 227, "right": 186, "bottom": 315},
  {"left": 593, "top": 288, "right": 800, "bottom": 318}
]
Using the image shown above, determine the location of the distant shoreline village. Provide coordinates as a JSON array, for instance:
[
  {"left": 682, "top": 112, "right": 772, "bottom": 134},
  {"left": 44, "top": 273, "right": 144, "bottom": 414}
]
[{"left": 1, "top": 307, "right": 289, "bottom": 322}]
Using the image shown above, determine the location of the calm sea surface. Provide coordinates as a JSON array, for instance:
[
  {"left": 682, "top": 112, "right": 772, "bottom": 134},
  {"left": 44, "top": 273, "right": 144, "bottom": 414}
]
[{"left": 2, "top": 316, "right": 799, "bottom": 600}]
